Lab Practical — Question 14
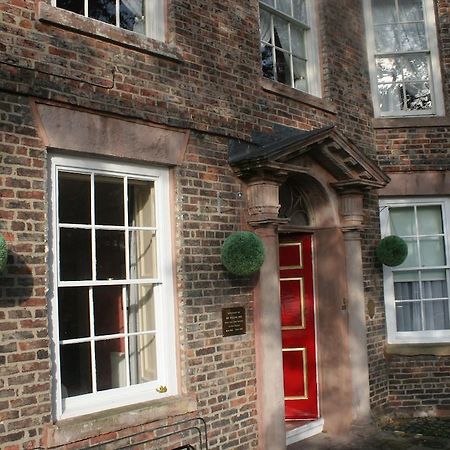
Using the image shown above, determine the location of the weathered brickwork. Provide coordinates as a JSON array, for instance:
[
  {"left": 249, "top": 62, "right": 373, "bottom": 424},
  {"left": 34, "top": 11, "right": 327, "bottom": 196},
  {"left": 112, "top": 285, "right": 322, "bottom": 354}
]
[{"left": 387, "top": 356, "right": 450, "bottom": 416}]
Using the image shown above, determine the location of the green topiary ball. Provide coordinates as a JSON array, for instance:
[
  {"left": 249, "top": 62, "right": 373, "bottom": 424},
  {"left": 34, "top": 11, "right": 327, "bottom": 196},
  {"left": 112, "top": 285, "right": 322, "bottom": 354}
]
[
  {"left": 376, "top": 235, "right": 408, "bottom": 267},
  {"left": 0, "top": 234, "right": 7, "bottom": 273},
  {"left": 221, "top": 231, "right": 265, "bottom": 277}
]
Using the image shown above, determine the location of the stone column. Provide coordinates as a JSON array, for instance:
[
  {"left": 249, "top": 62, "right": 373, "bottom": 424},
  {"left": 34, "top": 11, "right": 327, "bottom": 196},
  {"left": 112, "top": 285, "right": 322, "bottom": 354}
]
[
  {"left": 247, "top": 179, "right": 287, "bottom": 450},
  {"left": 340, "top": 191, "right": 371, "bottom": 423}
]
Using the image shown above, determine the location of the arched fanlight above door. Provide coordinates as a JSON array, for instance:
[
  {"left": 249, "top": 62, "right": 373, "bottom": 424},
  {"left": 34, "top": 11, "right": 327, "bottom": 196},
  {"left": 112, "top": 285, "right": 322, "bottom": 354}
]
[{"left": 279, "top": 177, "right": 310, "bottom": 226}]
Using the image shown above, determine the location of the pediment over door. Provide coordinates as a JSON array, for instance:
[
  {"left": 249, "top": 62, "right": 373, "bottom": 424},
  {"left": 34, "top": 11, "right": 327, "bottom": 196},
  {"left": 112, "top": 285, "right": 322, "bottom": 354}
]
[{"left": 229, "top": 125, "right": 390, "bottom": 191}]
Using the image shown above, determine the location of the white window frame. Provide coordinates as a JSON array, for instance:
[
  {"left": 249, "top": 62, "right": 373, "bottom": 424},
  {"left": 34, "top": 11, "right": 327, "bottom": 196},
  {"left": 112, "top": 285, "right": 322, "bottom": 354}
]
[
  {"left": 48, "top": 154, "right": 177, "bottom": 420},
  {"left": 363, "top": 0, "right": 444, "bottom": 117},
  {"left": 259, "top": 0, "right": 321, "bottom": 97},
  {"left": 380, "top": 197, "right": 450, "bottom": 344},
  {"left": 51, "top": 0, "right": 166, "bottom": 41}
]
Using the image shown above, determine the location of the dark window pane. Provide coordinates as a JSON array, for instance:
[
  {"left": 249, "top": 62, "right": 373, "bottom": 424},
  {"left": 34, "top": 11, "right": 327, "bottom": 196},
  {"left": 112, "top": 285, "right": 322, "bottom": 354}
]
[
  {"left": 60, "top": 343, "right": 92, "bottom": 398},
  {"left": 275, "top": 49, "right": 291, "bottom": 86},
  {"left": 88, "top": 0, "right": 116, "bottom": 26},
  {"left": 58, "top": 172, "right": 91, "bottom": 224},
  {"left": 261, "top": 43, "right": 275, "bottom": 80},
  {"left": 60, "top": 228, "right": 92, "bottom": 281},
  {"left": 96, "top": 338, "right": 126, "bottom": 390},
  {"left": 120, "top": 0, "right": 144, "bottom": 33},
  {"left": 94, "top": 285, "right": 124, "bottom": 335},
  {"left": 96, "top": 230, "right": 126, "bottom": 280},
  {"left": 57, "top": 0, "right": 84, "bottom": 15},
  {"left": 95, "top": 176, "right": 124, "bottom": 226},
  {"left": 58, "top": 287, "right": 90, "bottom": 340}
]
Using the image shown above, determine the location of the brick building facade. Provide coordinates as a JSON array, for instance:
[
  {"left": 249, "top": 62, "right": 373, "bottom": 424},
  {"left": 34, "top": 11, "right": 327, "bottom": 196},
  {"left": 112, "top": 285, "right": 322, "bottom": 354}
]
[{"left": 0, "top": 0, "right": 450, "bottom": 449}]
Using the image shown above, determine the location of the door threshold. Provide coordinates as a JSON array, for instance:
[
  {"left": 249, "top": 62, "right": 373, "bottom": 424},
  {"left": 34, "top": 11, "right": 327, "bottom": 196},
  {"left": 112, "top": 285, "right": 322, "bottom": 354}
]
[{"left": 286, "top": 418, "right": 324, "bottom": 446}]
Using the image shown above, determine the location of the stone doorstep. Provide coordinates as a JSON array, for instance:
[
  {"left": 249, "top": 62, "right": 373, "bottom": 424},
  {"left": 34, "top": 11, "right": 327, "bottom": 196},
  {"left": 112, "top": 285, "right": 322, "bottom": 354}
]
[{"left": 286, "top": 418, "right": 324, "bottom": 446}]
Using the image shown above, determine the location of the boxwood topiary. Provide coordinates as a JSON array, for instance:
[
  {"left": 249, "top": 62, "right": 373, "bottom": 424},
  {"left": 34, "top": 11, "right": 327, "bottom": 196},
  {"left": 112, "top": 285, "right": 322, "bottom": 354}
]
[
  {"left": 0, "top": 234, "right": 7, "bottom": 273},
  {"left": 221, "top": 231, "right": 265, "bottom": 277},
  {"left": 376, "top": 235, "right": 408, "bottom": 267}
]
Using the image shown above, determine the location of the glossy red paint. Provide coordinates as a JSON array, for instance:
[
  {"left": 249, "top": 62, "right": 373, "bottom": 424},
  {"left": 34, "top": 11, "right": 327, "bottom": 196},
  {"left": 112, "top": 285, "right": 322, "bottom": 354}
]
[{"left": 279, "top": 234, "right": 318, "bottom": 420}]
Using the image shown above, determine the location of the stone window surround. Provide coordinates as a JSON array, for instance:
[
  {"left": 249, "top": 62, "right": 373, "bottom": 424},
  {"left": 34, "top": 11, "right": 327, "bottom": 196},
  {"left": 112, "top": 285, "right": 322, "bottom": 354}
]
[
  {"left": 380, "top": 171, "right": 450, "bottom": 355},
  {"left": 37, "top": 1, "right": 182, "bottom": 61},
  {"left": 31, "top": 100, "right": 196, "bottom": 446}
]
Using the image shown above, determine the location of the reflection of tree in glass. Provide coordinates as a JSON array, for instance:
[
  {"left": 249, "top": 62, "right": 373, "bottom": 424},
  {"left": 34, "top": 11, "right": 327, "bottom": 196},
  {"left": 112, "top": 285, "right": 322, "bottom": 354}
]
[{"left": 89, "top": 0, "right": 116, "bottom": 26}]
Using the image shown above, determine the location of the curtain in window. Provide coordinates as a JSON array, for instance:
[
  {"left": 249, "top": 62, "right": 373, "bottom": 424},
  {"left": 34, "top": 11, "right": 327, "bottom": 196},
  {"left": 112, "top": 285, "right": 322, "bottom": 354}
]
[
  {"left": 121, "top": 0, "right": 144, "bottom": 33},
  {"left": 260, "top": 9, "right": 271, "bottom": 43}
]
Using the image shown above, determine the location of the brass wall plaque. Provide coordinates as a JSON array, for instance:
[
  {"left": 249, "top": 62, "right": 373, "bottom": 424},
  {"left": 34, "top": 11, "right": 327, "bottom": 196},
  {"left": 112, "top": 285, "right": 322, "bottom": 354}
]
[{"left": 222, "top": 307, "right": 246, "bottom": 337}]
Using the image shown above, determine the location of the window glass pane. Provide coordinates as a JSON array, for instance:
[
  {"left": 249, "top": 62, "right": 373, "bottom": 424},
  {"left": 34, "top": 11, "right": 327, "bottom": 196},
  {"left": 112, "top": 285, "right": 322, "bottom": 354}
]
[
  {"left": 401, "top": 55, "right": 429, "bottom": 81},
  {"left": 378, "top": 83, "right": 402, "bottom": 113},
  {"left": 293, "top": 0, "right": 307, "bottom": 23},
  {"left": 128, "top": 285, "right": 156, "bottom": 333},
  {"left": 396, "top": 301, "right": 422, "bottom": 331},
  {"left": 88, "top": 0, "right": 116, "bottom": 26},
  {"left": 60, "top": 343, "right": 92, "bottom": 398},
  {"left": 275, "top": 49, "right": 292, "bottom": 86},
  {"left": 293, "top": 57, "right": 307, "bottom": 91},
  {"left": 56, "top": 0, "right": 84, "bottom": 15},
  {"left": 399, "top": 238, "right": 419, "bottom": 268},
  {"left": 397, "top": 23, "right": 426, "bottom": 52},
  {"left": 291, "top": 26, "right": 306, "bottom": 58},
  {"left": 60, "top": 228, "right": 92, "bottom": 281},
  {"left": 94, "top": 285, "right": 124, "bottom": 335},
  {"left": 261, "top": 43, "right": 275, "bottom": 80},
  {"left": 129, "top": 334, "right": 157, "bottom": 385},
  {"left": 374, "top": 24, "right": 398, "bottom": 53},
  {"left": 58, "top": 287, "right": 90, "bottom": 340},
  {"left": 260, "top": 9, "right": 272, "bottom": 43},
  {"left": 128, "top": 179, "right": 155, "bottom": 228},
  {"left": 390, "top": 207, "right": 415, "bottom": 236},
  {"left": 424, "top": 300, "right": 450, "bottom": 330},
  {"left": 96, "top": 338, "right": 127, "bottom": 391},
  {"left": 120, "top": 0, "right": 144, "bottom": 33},
  {"left": 398, "top": 0, "right": 424, "bottom": 21},
  {"left": 274, "top": 16, "right": 290, "bottom": 51},
  {"left": 58, "top": 172, "right": 91, "bottom": 225},
  {"left": 372, "top": 0, "right": 396, "bottom": 24},
  {"left": 403, "top": 82, "right": 431, "bottom": 111},
  {"left": 394, "top": 271, "right": 420, "bottom": 300},
  {"left": 96, "top": 230, "right": 126, "bottom": 280},
  {"left": 277, "top": 0, "right": 292, "bottom": 16},
  {"left": 95, "top": 176, "right": 124, "bottom": 226},
  {"left": 420, "top": 237, "right": 446, "bottom": 266},
  {"left": 129, "top": 230, "right": 157, "bottom": 279},
  {"left": 418, "top": 205, "right": 443, "bottom": 235}
]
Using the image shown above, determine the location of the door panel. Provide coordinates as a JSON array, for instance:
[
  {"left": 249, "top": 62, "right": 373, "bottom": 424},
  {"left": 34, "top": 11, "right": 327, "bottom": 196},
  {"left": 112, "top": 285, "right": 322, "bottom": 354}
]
[{"left": 280, "top": 234, "right": 318, "bottom": 420}]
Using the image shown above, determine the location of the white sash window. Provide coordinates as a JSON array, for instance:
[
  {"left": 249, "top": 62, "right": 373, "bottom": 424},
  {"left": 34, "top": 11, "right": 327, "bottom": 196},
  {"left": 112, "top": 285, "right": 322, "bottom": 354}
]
[
  {"left": 364, "top": 0, "right": 444, "bottom": 117},
  {"left": 49, "top": 155, "right": 176, "bottom": 419},
  {"left": 380, "top": 198, "right": 450, "bottom": 344}
]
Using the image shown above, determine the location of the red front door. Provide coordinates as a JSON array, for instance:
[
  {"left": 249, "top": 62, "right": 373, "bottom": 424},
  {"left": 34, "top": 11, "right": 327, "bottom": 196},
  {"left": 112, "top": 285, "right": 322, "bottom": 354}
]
[{"left": 279, "top": 234, "right": 318, "bottom": 420}]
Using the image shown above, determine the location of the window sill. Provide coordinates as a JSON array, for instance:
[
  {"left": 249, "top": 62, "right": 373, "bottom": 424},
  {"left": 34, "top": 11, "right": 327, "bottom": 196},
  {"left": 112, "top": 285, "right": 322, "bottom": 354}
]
[
  {"left": 385, "top": 342, "right": 450, "bottom": 357},
  {"left": 260, "top": 78, "right": 337, "bottom": 114},
  {"left": 41, "top": 394, "right": 198, "bottom": 448},
  {"left": 373, "top": 115, "right": 450, "bottom": 129},
  {"left": 37, "top": 2, "right": 183, "bottom": 62}
]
